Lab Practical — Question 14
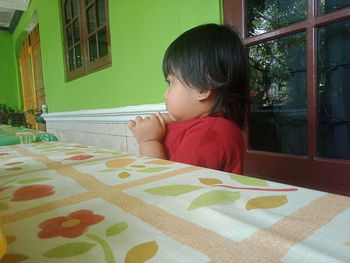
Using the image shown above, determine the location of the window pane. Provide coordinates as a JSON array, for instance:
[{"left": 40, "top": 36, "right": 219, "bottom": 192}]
[
  {"left": 71, "top": 0, "right": 78, "bottom": 17},
  {"left": 317, "top": 19, "right": 350, "bottom": 160},
  {"left": 64, "top": 0, "right": 72, "bottom": 23},
  {"left": 97, "top": 27, "right": 108, "bottom": 57},
  {"left": 247, "top": 0, "right": 307, "bottom": 36},
  {"left": 96, "top": 0, "right": 106, "bottom": 26},
  {"left": 319, "top": 0, "right": 350, "bottom": 15},
  {"left": 66, "top": 25, "right": 73, "bottom": 48},
  {"left": 88, "top": 34, "right": 98, "bottom": 62},
  {"left": 87, "top": 5, "right": 96, "bottom": 33},
  {"left": 68, "top": 49, "right": 75, "bottom": 71},
  {"left": 249, "top": 32, "right": 307, "bottom": 155},
  {"left": 73, "top": 19, "right": 80, "bottom": 43},
  {"left": 75, "top": 45, "right": 82, "bottom": 68}
]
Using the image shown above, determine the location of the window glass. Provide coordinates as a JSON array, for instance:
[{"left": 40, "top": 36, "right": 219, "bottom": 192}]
[
  {"left": 98, "top": 27, "right": 108, "bottom": 57},
  {"left": 319, "top": 0, "right": 350, "bottom": 15},
  {"left": 66, "top": 25, "right": 73, "bottom": 47},
  {"left": 62, "top": 0, "right": 111, "bottom": 80},
  {"left": 75, "top": 45, "right": 82, "bottom": 68},
  {"left": 247, "top": 0, "right": 307, "bottom": 36},
  {"left": 73, "top": 19, "right": 80, "bottom": 43},
  {"left": 96, "top": 0, "right": 106, "bottom": 26},
  {"left": 88, "top": 35, "right": 97, "bottom": 62},
  {"left": 64, "top": 0, "right": 72, "bottom": 23},
  {"left": 87, "top": 5, "right": 96, "bottom": 33},
  {"left": 71, "top": 0, "right": 78, "bottom": 17},
  {"left": 68, "top": 49, "right": 75, "bottom": 71},
  {"left": 249, "top": 32, "right": 307, "bottom": 155},
  {"left": 317, "top": 19, "right": 350, "bottom": 160}
]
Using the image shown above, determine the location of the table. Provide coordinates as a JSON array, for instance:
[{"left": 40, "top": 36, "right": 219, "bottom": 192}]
[
  {"left": 0, "top": 125, "right": 58, "bottom": 146},
  {"left": 0, "top": 141, "right": 349, "bottom": 262}
]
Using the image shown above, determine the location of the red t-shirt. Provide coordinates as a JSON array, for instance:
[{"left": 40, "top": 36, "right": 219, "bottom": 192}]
[{"left": 163, "top": 116, "right": 244, "bottom": 174}]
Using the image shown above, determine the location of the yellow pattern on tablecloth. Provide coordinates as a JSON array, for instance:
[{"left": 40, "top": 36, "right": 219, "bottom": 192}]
[{"left": 1, "top": 142, "right": 349, "bottom": 263}]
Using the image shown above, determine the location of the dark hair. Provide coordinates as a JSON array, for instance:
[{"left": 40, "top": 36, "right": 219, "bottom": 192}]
[{"left": 162, "top": 23, "right": 250, "bottom": 128}]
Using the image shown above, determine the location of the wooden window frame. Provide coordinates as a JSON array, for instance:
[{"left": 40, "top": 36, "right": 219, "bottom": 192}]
[
  {"left": 223, "top": 0, "right": 350, "bottom": 196},
  {"left": 61, "top": 0, "right": 112, "bottom": 81}
]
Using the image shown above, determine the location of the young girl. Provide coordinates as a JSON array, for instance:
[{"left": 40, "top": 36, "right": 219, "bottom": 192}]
[{"left": 128, "top": 24, "right": 250, "bottom": 174}]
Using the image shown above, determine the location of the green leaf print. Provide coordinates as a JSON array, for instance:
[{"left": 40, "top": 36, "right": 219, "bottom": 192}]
[
  {"left": 99, "top": 169, "right": 117, "bottom": 172},
  {"left": 105, "top": 222, "right": 128, "bottom": 237},
  {"left": 17, "top": 178, "right": 52, "bottom": 185},
  {"left": 188, "top": 190, "right": 240, "bottom": 210},
  {"left": 36, "top": 146, "right": 57, "bottom": 150},
  {"left": 230, "top": 174, "right": 268, "bottom": 186},
  {"left": 85, "top": 234, "right": 115, "bottom": 263},
  {"left": 42, "top": 242, "right": 96, "bottom": 258},
  {"left": 144, "top": 185, "right": 203, "bottom": 196},
  {"left": 137, "top": 167, "right": 170, "bottom": 173},
  {"left": 0, "top": 179, "right": 16, "bottom": 187}
]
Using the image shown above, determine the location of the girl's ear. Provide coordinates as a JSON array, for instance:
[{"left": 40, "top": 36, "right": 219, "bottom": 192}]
[{"left": 197, "top": 89, "right": 213, "bottom": 101}]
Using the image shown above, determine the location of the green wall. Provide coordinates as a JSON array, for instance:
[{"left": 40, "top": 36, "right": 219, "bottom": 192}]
[
  {"left": 12, "top": 0, "right": 222, "bottom": 112},
  {"left": 0, "top": 31, "right": 20, "bottom": 109}
]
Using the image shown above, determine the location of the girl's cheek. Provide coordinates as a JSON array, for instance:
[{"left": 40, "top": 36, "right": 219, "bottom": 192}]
[{"left": 163, "top": 87, "right": 169, "bottom": 99}]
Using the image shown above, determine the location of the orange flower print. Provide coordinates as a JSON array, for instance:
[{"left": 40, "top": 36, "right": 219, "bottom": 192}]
[
  {"left": 11, "top": 185, "right": 55, "bottom": 201},
  {"left": 64, "top": 155, "right": 94, "bottom": 160},
  {"left": 5, "top": 162, "right": 23, "bottom": 166},
  {"left": 38, "top": 210, "right": 104, "bottom": 238}
]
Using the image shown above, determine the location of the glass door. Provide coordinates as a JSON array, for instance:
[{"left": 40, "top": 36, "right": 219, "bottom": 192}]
[{"left": 223, "top": 0, "right": 350, "bottom": 196}]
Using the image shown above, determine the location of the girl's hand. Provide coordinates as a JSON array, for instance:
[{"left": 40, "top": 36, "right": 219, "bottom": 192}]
[{"left": 128, "top": 113, "right": 166, "bottom": 144}]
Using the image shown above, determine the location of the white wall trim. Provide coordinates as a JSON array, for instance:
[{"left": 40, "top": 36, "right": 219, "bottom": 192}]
[
  {"left": 41, "top": 103, "right": 167, "bottom": 123},
  {"left": 25, "top": 10, "right": 38, "bottom": 32},
  {"left": 0, "top": 0, "right": 31, "bottom": 11}
]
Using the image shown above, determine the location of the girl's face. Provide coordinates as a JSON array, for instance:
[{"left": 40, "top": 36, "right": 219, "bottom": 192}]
[{"left": 164, "top": 74, "right": 213, "bottom": 122}]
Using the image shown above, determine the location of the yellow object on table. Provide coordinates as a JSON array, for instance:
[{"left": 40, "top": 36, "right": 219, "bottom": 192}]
[
  {"left": 0, "top": 218, "right": 7, "bottom": 260},
  {"left": 1, "top": 141, "right": 350, "bottom": 262}
]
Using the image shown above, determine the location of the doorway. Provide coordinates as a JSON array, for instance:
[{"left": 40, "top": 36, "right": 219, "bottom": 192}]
[{"left": 19, "top": 24, "right": 46, "bottom": 131}]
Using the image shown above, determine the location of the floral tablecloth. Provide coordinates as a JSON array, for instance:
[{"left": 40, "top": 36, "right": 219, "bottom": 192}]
[
  {"left": 0, "top": 125, "right": 58, "bottom": 146},
  {"left": 0, "top": 141, "right": 349, "bottom": 263}
]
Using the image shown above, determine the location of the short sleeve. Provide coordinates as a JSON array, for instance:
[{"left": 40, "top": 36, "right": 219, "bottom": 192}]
[{"left": 169, "top": 124, "right": 242, "bottom": 173}]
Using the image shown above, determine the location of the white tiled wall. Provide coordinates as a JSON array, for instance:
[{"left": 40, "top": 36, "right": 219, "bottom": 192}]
[
  {"left": 46, "top": 122, "right": 138, "bottom": 154},
  {"left": 42, "top": 104, "right": 166, "bottom": 154}
]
